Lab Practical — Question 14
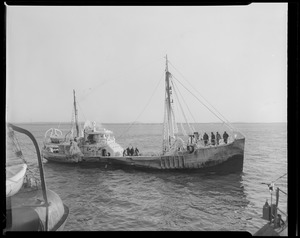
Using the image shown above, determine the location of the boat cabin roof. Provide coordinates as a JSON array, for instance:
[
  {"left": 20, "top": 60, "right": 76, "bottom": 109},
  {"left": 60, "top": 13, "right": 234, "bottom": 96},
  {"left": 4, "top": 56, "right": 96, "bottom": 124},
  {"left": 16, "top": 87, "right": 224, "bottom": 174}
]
[
  {"left": 85, "top": 129, "right": 113, "bottom": 135},
  {"left": 87, "top": 131, "right": 108, "bottom": 135}
]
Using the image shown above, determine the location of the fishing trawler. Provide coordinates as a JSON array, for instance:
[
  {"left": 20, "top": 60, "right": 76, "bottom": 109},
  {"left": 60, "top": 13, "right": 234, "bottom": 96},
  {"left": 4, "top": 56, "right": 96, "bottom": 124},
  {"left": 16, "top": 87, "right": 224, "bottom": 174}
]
[
  {"left": 42, "top": 56, "right": 245, "bottom": 172},
  {"left": 5, "top": 123, "right": 69, "bottom": 231}
]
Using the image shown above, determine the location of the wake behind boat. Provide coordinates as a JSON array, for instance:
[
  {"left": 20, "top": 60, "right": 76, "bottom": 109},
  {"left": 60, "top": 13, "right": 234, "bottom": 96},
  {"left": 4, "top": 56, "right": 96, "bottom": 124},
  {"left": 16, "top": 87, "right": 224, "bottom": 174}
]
[{"left": 42, "top": 56, "right": 245, "bottom": 172}]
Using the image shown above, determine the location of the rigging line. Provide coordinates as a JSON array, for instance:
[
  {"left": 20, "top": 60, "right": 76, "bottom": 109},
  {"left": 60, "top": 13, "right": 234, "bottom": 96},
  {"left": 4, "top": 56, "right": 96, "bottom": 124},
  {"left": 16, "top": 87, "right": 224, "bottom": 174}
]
[
  {"left": 171, "top": 74, "right": 233, "bottom": 131},
  {"left": 77, "top": 101, "right": 87, "bottom": 123},
  {"left": 173, "top": 74, "right": 236, "bottom": 133},
  {"left": 171, "top": 79, "right": 194, "bottom": 134},
  {"left": 171, "top": 77, "right": 197, "bottom": 132},
  {"left": 162, "top": 88, "right": 168, "bottom": 138},
  {"left": 10, "top": 133, "right": 27, "bottom": 163},
  {"left": 168, "top": 60, "right": 230, "bottom": 121},
  {"left": 171, "top": 67, "right": 243, "bottom": 136},
  {"left": 272, "top": 173, "right": 287, "bottom": 184},
  {"left": 169, "top": 85, "right": 179, "bottom": 135},
  {"left": 172, "top": 83, "right": 187, "bottom": 136},
  {"left": 176, "top": 104, "right": 188, "bottom": 136},
  {"left": 172, "top": 76, "right": 196, "bottom": 133},
  {"left": 261, "top": 173, "right": 287, "bottom": 188},
  {"left": 162, "top": 87, "right": 170, "bottom": 152},
  {"left": 116, "top": 71, "right": 165, "bottom": 140},
  {"left": 168, "top": 61, "right": 236, "bottom": 130},
  {"left": 169, "top": 86, "right": 178, "bottom": 135},
  {"left": 19, "top": 143, "right": 37, "bottom": 155},
  {"left": 177, "top": 103, "right": 188, "bottom": 137},
  {"left": 78, "top": 57, "right": 162, "bottom": 103}
]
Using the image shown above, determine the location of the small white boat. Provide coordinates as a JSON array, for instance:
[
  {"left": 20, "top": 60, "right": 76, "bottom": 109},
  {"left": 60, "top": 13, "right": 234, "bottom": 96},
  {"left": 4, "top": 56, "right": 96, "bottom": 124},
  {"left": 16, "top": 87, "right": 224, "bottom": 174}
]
[{"left": 6, "top": 163, "right": 27, "bottom": 197}]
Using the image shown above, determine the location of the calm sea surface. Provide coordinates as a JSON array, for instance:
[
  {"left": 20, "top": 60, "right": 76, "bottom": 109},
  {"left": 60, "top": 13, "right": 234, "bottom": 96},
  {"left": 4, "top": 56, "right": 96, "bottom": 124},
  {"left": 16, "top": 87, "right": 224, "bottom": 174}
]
[{"left": 7, "top": 123, "right": 287, "bottom": 233}]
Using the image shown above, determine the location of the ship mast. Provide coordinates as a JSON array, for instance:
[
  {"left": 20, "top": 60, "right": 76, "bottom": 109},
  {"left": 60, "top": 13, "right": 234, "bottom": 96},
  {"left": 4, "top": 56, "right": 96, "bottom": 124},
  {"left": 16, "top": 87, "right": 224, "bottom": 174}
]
[
  {"left": 162, "top": 55, "right": 177, "bottom": 154},
  {"left": 73, "top": 89, "right": 79, "bottom": 137}
]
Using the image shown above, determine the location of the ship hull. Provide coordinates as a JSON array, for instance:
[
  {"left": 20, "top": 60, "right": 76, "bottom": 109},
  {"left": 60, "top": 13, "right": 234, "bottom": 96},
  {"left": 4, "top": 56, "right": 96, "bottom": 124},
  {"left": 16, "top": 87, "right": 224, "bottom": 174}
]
[
  {"left": 115, "top": 137, "right": 245, "bottom": 172},
  {"left": 42, "top": 138, "right": 245, "bottom": 172}
]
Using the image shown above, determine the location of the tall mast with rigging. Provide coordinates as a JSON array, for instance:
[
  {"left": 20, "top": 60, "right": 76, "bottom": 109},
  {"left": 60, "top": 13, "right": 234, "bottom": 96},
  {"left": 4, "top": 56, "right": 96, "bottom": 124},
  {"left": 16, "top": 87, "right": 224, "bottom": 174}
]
[
  {"left": 162, "top": 55, "right": 177, "bottom": 154},
  {"left": 73, "top": 90, "right": 79, "bottom": 137}
]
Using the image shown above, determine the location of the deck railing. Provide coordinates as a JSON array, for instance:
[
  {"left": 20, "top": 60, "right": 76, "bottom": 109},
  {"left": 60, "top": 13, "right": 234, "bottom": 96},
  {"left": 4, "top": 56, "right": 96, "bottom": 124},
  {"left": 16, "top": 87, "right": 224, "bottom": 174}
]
[{"left": 272, "top": 186, "right": 287, "bottom": 228}]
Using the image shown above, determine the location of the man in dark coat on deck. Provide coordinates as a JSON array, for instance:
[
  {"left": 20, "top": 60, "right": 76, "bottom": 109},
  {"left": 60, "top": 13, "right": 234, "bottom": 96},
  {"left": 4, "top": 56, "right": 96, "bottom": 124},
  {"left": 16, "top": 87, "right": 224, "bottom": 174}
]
[
  {"left": 211, "top": 132, "right": 216, "bottom": 146},
  {"left": 223, "top": 131, "right": 229, "bottom": 144},
  {"left": 126, "top": 147, "right": 131, "bottom": 156},
  {"left": 203, "top": 132, "right": 209, "bottom": 146},
  {"left": 130, "top": 147, "right": 134, "bottom": 156}
]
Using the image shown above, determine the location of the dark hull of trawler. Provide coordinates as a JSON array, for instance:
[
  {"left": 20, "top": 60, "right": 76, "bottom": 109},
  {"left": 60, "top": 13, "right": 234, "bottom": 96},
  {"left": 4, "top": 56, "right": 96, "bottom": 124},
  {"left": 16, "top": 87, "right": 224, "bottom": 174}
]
[{"left": 43, "top": 137, "right": 245, "bottom": 173}]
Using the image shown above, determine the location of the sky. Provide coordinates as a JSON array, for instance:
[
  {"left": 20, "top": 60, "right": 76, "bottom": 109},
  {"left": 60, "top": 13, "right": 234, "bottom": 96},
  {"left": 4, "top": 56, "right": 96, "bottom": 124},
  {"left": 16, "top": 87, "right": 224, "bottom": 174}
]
[{"left": 6, "top": 3, "right": 287, "bottom": 123}]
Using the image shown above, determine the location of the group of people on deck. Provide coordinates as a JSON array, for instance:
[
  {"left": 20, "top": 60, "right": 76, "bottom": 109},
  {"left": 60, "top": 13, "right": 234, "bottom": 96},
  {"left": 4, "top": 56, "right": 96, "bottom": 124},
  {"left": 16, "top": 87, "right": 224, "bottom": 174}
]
[
  {"left": 123, "top": 146, "right": 139, "bottom": 156},
  {"left": 203, "top": 131, "right": 229, "bottom": 146}
]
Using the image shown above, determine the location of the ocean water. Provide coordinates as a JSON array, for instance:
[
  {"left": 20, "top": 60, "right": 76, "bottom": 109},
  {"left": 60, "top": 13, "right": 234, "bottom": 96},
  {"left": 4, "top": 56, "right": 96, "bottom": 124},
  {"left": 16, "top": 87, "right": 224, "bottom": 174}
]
[{"left": 6, "top": 122, "right": 287, "bottom": 233}]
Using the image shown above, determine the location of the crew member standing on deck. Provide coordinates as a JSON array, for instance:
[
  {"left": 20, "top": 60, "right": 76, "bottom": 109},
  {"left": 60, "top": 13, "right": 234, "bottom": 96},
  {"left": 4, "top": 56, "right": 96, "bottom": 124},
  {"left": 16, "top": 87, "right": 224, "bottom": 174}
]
[
  {"left": 126, "top": 147, "right": 130, "bottom": 156},
  {"left": 216, "top": 132, "right": 221, "bottom": 145},
  {"left": 223, "top": 131, "right": 229, "bottom": 144},
  {"left": 130, "top": 147, "right": 134, "bottom": 156},
  {"left": 211, "top": 132, "right": 216, "bottom": 146},
  {"left": 203, "top": 132, "right": 209, "bottom": 146},
  {"left": 134, "top": 147, "right": 139, "bottom": 156}
]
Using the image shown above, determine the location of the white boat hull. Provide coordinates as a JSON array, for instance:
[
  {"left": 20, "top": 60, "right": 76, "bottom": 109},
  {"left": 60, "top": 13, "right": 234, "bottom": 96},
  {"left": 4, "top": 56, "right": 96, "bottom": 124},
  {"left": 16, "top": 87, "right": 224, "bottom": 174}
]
[{"left": 6, "top": 164, "right": 27, "bottom": 197}]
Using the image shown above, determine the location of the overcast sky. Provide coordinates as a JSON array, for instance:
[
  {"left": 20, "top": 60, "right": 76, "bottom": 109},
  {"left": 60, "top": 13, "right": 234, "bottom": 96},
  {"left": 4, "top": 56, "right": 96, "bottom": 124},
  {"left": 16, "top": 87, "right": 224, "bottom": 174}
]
[{"left": 6, "top": 3, "right": 287, "bottom": 123}]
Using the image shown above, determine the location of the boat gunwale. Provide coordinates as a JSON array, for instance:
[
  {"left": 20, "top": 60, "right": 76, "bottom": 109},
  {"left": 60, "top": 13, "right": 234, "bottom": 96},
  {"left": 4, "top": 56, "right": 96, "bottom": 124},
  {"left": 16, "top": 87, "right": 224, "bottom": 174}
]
[{"left": 50, "top": 204, "right": 69, "bottom": 231}]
